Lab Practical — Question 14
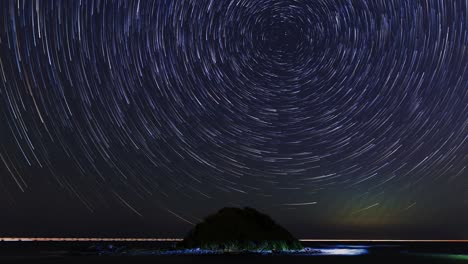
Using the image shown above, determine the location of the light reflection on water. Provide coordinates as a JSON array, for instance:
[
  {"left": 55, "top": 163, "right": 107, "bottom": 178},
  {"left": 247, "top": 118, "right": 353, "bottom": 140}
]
[{"left": 313, "top": 248, "right": 368, "bottom": 256}]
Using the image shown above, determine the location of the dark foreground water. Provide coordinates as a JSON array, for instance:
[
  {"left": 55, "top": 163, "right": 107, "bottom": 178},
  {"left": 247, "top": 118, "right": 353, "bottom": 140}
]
[{"left": 1, "top": 241, "right": 467, "bottom": 263}]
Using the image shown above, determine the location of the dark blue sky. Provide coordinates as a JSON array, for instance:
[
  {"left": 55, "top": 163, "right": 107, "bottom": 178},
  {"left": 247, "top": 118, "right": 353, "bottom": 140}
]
[{"left": 0, "top": 0, "right": 467, "bottom": 239}]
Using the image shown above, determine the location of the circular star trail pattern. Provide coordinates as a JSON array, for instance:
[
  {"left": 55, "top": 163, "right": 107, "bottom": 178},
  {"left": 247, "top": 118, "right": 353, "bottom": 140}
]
[{"left": 0, "top": 0, "right": 467, "bottom": 216}]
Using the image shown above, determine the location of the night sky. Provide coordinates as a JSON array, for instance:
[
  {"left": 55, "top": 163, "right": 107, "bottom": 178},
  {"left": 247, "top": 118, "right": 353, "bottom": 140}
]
[{"left": 0, "top": 0, "right": 467, "bottom": 239}]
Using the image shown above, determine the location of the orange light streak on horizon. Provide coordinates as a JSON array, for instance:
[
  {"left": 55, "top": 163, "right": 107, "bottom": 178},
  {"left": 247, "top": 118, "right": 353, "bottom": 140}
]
[{"left": 1, "top": 238, "right": 467, "bottom": 243}]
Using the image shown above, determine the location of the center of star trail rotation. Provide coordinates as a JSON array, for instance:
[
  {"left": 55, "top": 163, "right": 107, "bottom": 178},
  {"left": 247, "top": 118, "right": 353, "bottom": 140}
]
[{"left": 0, "top": 0, "right": 467, "bottom": 238}]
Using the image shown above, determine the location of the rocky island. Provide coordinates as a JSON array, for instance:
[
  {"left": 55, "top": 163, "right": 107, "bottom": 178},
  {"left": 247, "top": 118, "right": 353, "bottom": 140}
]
[{"left": 179, "top": 207, "right": 303, "bottom": 251}]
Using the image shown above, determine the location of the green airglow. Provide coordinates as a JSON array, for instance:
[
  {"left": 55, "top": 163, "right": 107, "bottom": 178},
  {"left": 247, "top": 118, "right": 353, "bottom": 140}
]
[{"left": 445, "top": 254, "right": 468, "bottom": 261}]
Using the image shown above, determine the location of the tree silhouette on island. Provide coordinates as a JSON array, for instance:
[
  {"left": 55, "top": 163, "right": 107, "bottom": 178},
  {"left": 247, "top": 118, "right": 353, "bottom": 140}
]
[{"left": 179, "top": 207, "right": 303, "bottom": 251}]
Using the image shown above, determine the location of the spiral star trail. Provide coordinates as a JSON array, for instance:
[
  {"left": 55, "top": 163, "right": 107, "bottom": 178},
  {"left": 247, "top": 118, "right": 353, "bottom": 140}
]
[{"left": 0, "top": 0, "right": 467, "bottom": 239}]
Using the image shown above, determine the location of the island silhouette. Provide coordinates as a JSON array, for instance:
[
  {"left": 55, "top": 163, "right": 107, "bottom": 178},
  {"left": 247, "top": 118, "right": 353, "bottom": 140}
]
[{"left": 179, "top": 207, "right": 303, "bottom": 251}]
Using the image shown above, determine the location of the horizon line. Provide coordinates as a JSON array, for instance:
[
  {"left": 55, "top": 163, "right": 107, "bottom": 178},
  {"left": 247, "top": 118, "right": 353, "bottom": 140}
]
[{"left": 1, "top": 237, "right": 467, "bottom": 243}]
